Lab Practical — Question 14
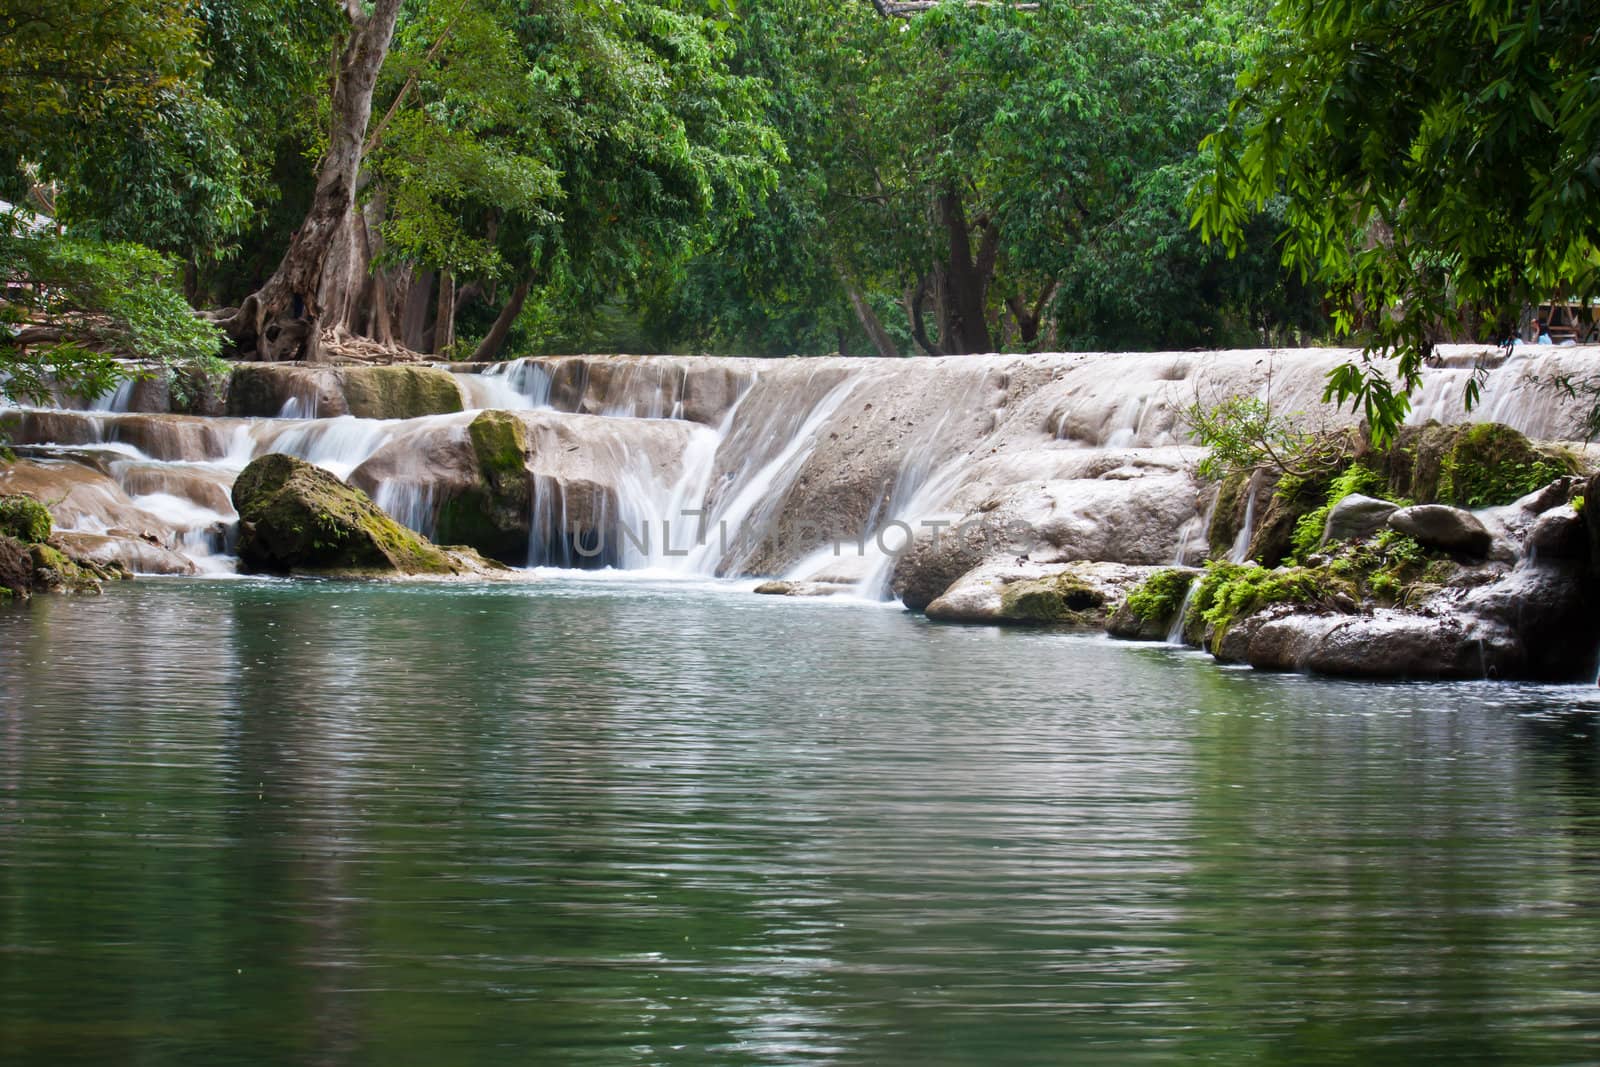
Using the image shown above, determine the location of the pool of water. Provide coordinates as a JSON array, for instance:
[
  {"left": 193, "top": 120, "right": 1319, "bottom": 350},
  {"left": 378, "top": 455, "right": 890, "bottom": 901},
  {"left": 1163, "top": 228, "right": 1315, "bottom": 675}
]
[{"left": 2, "top": 577, "right": 1599, "bottom": 1065}]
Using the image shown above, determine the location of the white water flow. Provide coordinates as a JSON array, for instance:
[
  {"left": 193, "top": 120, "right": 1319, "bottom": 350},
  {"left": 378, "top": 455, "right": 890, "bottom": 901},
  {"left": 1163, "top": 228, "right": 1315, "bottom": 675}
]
[
  {"left": 685, "top": 374, "right": 864, "bottom": 577},
  {"left": 457, "top": 359, "right": 552, "bottom": 411},
  {"left": 7, "top": 345, "right": 1598, "bottom": 580},
  {"left": 1227, "top": 473, "right": 1260, "bottom": 564}
]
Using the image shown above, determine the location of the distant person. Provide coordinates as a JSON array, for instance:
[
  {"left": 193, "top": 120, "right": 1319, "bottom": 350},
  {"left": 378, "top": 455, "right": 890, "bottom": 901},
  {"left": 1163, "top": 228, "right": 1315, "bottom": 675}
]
[{"left": 1537, "top": 320, "right": 1552, "bottom": 344}]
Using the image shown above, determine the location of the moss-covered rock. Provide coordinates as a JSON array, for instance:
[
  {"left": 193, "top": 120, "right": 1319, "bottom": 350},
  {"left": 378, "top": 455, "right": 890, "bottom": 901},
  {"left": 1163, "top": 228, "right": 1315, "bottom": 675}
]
[
  {"left": 1181, "top": 530, "right": 1458, "bottom": 653},
  {"left": 1364, "top": 422, "right": 1579, "bottom": 508},
  {"left": 232, "top": 453, "right": 461, "bottom": 576},
  {"left": 434, "top": 411, "right": 531, "bottom": 562},
  {"left": 28, "top": 542, "right": 108, "bottom": 593},
  {"left": 997, "top": 571, "right": 1109, "bottom": 625},
  {"left": 0, "top": 533, "right": 122, "bottom": 600},
  {"left": 225, "top": 364, "right": 466, "bottom": 420},
  {"left": 0, "top": 494, "right": 52, "bottom": 543},
  {"left": 1107, "top": 567, "right": 1197, "bottom": 639},
  {"left": 338, "top": 366, "right": 464, "bottom": 420}
]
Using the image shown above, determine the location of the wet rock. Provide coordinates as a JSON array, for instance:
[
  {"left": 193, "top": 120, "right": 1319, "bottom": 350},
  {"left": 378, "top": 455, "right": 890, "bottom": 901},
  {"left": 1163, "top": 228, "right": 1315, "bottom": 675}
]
[
  {"left": 925, "top": 559, "right": 1153, "bottom": 626},
  {"left": 752, "top": 579, "right": 854, "bottom": 597},
  {"left": 891, "top": 460, "right": 1199, "bottom": 610},
  {"left": 1320, "top": 493, "right": 1399, "bottom": 547},
  {"left": 432, "top": 411, "right": 532, "bottom": 563},
  {"left": 232, "top": 453, "right": 468, "bottom": 577},
  {"left": 0, "top": 458, "right": 181, "bottom": 547},
  {"left": 1523, "top": 506, "right": 1587, "bottom": 561},
  {"left": 1388, "top": 504, "right": 1493, "bottom": 558},
  {"left": 225, "top": 364, "right": 465, "bottom": 420},
  {"left": 541, "top": 356, "right": 755, "bottom": 425},
  {"left": 0, "top": 535, "right": 31, "bottom": 600},
  {"left": 338, "top": 365, "right": 465, "bottom": 420},
  {"left": 1242, "top": 611, "right": 1518, "bottom": 679},
  {"left": 52, "top": 532, "right": 198, "bottom": 576}
]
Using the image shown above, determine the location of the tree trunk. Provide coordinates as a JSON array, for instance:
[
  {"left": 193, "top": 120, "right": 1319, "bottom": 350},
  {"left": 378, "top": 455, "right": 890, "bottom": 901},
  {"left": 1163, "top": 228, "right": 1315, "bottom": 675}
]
[
  {"left": 903, "top": 275, "right": 942, "bottom": 357},
  {"left": 223, "top": 0, "right": 403, "bottom": 361},
  {"left": 1006, "top": 280, "right": 1057, "bottom": 347},
  {"left": 836, "top": 264, "right": 898, "bottom": 358},
  {"left": 400, "top": 267, "right": 434, "bottom": 351},
  {"left": 471, "top": 277, "right": 532, "bottom": 361},
  {"left": 934, "top": 188, "right": 994, "bottom": 354},
  {"left": 433, "top": 271, "right": 457, "bottom": 355}
]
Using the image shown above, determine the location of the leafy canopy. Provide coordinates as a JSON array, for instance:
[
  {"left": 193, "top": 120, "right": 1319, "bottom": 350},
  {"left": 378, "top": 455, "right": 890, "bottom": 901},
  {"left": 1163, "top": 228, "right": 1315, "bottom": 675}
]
[{"left": 1192, "top": 0, "right": 1600, "bottom": 442}]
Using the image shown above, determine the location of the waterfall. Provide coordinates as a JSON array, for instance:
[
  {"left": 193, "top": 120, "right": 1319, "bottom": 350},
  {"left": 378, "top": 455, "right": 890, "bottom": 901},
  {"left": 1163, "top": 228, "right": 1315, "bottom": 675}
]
[{"left": 7, "top": 345, "right": 1597, "bottom": 583}]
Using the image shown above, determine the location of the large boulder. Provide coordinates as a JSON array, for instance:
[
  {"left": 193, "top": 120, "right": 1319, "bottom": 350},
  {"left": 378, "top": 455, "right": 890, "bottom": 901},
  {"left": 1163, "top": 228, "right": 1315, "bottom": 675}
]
[
  {"left": 232, "top": 453, "right": 470, "bottom": 576},
  {"left": 1387, "top": 504, "right": 1493, "bottom": 558}
]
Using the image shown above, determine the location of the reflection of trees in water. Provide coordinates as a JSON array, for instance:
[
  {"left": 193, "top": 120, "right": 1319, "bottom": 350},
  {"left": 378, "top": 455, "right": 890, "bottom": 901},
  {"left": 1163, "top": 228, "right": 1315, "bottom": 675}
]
[{"left": 1176, "top": 682, "right": 1600, "bottom": 1063}]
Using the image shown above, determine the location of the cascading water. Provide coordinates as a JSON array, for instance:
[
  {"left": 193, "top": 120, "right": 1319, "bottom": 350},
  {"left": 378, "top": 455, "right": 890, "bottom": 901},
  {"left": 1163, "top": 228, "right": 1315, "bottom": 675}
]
[{"left": 4, "top": 345, "right": 1596, "bottom": 591}]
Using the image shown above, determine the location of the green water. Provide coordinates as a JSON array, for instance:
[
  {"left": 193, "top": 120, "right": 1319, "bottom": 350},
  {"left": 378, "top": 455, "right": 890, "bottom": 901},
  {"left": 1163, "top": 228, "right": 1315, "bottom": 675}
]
[{"left": 2, "top": 578, "right": 1599, "bottom": 1066}]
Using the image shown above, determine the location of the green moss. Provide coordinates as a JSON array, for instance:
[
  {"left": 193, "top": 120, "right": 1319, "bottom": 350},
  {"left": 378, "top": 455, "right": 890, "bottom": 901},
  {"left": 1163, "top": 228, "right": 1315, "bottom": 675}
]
[
  {"left": 26, "top": 543, "right": 103, "bottom": 593},
  {"left": 1434, "top": 423, "right": 1577, "bottom": 508},
  {"left": 1187, "top": 561, "right": 1343, "bottom": 651},
  {"left": 1185, "top": 528, "right": 1445, "bottom": 651},
  {"left": 1288, "top": 463, "right": 1388, "bottom": 561},
  {"left": 233, "top": 453, "right": 457, "bottom": 575},
  {"left": 434, "top": 411, "right": 531, "bottom": 562},
  {"left": 339, "top": 366, "right": 464, "bottom": 420},
  {"left": 1124, "top": 568, "right": 1196, "bottom": 622},
  {"left": 0, "top": 495, "right": 52, "bottom": 543},
  {"left": 999, "top": 572, "right": 1106, "bottom": 625}
]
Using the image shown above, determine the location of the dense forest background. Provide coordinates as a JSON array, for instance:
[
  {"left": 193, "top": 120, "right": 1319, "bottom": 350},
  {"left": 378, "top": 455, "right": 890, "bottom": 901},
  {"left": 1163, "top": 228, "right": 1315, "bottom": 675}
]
[
  {"left": 4, "top": 0, "right": 1598, "bottom": 434},
  {"left": 0, "top": 0, "right": 1328, "bottom": 366}
]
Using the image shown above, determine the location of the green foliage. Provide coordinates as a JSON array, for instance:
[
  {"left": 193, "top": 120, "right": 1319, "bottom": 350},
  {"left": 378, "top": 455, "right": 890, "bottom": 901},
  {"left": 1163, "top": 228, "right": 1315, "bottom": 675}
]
[
  {"left": 1188, "top": 527, "right": 1443, "bottom": 650},
  {"left": 1289, "top": 464, "right": 1387, "bottom": 562},
  {"left": 1185, "top": 392, "right": 1345, "bottom": 481},
  {"left": 0, "top": 495, "right": 52, "bottom": 544},
  {"left": 0, "top": 224, "right": 222, "bottom": 405},
  {"left": 645, "top": 0, "right": 1320, "bottom": 356},
  {"left": 1124, "top": 568, "right": 1196, "bottom": 623},
  {"left": 1435, "top": 423, "right": 1575, "bottom": 508},
  {"left": 1186, "top": 560, "right": 1338, "bottom": 650},
  {"left": 1192, "top": 0, "right": 1600, "bottom": 444}
]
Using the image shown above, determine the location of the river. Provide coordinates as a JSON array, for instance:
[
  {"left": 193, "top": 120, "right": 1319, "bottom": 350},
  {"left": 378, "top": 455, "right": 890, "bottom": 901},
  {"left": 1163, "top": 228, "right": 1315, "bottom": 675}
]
[{"left": 3, "top": 577, "right": 1599, "bottom": 1064}]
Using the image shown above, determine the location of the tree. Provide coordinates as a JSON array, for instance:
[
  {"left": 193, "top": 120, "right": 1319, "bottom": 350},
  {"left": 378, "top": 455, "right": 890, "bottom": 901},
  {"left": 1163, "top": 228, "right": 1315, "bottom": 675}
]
[
  {"left": 1, "top": 222, "right": 223, "bottom": 405},
  {"left": 220, "top": 0, "right": 403, "bottom": 362},
  {"left": 1191, "top": 0, "right": 1600, "bottom": 441},
  {"left": 650, "top": 0, "right": 1308, "bottom": 357},
  {"left": 0, "top": 0, "right": 229, "bottom": 399}
]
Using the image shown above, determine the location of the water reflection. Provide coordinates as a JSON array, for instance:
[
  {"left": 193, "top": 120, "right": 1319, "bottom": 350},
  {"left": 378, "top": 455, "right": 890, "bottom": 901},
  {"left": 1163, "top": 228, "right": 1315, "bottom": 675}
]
[{"left": 2, "top": 582, "right": 1599, "bottom": 1065}]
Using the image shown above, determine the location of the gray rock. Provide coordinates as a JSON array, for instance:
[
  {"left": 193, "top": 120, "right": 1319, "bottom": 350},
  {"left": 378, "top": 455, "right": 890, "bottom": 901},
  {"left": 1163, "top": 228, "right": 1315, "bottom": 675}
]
[
  {"left": 52, "top": 532, "right": 198, "bottom": 576},
  {"left": 1388, "top": 504, "right": 1493, "bottom": 558},
  {"left": 1320, "top": 493, "right": 1399, "bottom": 547},
  {"left": 1523, "top": 506, "right": 1587, "bottom": 561},
  {"left": 924, "top": 559, "right": 1154, "bottom": 625}
]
